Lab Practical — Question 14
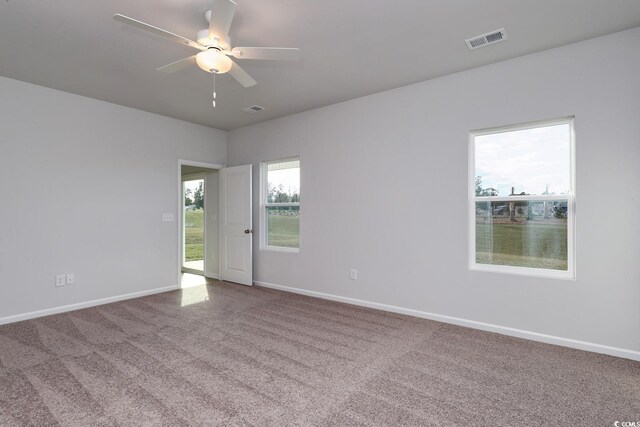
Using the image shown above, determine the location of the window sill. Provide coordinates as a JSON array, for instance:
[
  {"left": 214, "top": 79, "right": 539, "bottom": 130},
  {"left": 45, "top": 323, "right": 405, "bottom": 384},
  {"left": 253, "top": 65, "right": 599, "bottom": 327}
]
[
  {"left": 261, "top": 246, "right": 300, "bottom": 253},
  {"left": 470, "top": 263, "right": 575, "bottom": 280}
]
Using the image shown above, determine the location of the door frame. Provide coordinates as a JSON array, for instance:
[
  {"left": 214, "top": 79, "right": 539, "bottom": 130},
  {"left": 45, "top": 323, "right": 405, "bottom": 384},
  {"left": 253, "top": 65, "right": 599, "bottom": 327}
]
[{"left": 177, "top": 160, "right": 225, "bottom": 288}]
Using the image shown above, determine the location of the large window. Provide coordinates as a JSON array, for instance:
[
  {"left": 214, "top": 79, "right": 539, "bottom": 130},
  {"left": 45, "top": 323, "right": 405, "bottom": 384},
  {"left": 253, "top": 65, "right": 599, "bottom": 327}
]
[
  {"left": 261, "top": 158, "right": 300, "bottom": 251},
  {"left": 469, "top": 118, "right": 575, "bottom": 279}
]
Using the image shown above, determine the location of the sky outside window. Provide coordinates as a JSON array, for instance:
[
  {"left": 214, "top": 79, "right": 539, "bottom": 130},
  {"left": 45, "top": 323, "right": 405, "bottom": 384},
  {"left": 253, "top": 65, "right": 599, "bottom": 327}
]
[
  {"left": 475, "top": 124, "right": 571, "bottom": 196},
  {"left": 268, "top": 161, "right": 300, "bottom": 198}
]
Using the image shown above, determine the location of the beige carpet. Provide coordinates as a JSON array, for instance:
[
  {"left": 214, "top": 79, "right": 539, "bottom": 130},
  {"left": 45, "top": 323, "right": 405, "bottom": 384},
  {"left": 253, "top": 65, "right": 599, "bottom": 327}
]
[{"left": 0, "top": 281, "right": 638, "bottom": 426}]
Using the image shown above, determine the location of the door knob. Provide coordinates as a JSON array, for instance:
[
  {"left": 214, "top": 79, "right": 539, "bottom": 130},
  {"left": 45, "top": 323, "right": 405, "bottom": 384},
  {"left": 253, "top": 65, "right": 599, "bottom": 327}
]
[{"left": 244, "top": 229, "right": 252, "bottom": 234}]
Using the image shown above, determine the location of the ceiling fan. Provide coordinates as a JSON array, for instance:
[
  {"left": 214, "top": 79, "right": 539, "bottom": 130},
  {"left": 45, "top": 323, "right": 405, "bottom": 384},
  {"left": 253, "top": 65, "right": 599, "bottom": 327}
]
[{"left": 114, "top": 0, "right": 300, "bottom": 88}]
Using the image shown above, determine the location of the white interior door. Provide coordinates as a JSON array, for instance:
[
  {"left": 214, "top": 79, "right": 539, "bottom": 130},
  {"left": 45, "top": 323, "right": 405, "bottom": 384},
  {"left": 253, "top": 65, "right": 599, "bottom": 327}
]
[{"left": 220, "top": 164, "right": 253, "bottom": 286}]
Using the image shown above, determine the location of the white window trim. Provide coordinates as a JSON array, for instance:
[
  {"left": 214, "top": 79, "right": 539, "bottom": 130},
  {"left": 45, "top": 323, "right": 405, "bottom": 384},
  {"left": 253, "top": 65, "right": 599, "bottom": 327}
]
[
  {"left": 468, "top": 117, "right": 576, "bottom": 280},
  {"left": 260, "top": 157, "right": 301, "bottom": 253}
]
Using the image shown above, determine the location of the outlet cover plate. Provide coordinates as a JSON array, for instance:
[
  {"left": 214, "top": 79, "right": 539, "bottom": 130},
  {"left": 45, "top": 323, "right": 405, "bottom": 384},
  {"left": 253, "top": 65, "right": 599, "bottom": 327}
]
[{"left": 55, "top": 275, "right": 66, "bottom": 287}]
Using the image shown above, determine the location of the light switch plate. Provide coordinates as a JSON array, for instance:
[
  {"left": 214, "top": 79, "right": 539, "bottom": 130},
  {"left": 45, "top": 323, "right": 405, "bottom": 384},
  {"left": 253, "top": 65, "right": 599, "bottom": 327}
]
[{"left": 162, "top": 213, "right": 174, "bottom": 222}]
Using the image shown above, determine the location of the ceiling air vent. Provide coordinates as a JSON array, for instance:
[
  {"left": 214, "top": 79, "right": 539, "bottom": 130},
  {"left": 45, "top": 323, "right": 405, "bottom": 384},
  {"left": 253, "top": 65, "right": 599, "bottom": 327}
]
[
  {"left": 242, "top": 105, "right": 265, "bottom": 113},
  {"left": 465, "top": 29, "right": 507, "bottom": 50}
]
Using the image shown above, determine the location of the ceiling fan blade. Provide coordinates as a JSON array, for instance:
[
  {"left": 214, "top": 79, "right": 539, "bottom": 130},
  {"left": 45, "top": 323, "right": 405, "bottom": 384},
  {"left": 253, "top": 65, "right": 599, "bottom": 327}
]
[
  {"left": 228, "top": 60, "right": 257, "bottom": 88},
  {"left": 114, "top": 14, "right": 204, "bottom": 51},
  {"left": 156, "top": 56, "right": 197, "bottom": 73},
  {"left": 208, "top": 0, "right": 237, "bottom": 41},
  {"left": 230, "top": 47, "right": 300, "bottom": 61}
]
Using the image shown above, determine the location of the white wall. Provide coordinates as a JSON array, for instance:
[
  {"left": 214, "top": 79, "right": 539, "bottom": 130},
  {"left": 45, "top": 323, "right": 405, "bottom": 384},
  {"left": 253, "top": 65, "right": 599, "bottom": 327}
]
[
  {"left": 0, "top": 76, "right": 226, "bottom": 320},
  {"left": 228, "top": 28, "right": 640, "bottom": 356}
]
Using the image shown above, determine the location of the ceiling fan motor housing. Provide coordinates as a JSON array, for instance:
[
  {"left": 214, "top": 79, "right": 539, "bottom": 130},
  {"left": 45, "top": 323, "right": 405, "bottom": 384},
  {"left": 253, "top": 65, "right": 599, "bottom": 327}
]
[
  {"left": 196, "top": 29, "right": 231, "bottom": 50},
  {"left": 199, "top": 10, "right": 231, "bottom": 50}
]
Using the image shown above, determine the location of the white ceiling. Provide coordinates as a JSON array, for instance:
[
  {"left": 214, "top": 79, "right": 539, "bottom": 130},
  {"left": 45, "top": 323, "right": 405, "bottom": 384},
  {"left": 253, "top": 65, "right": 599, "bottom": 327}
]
[{"left": 2, "top": 1, "right": 640, "bottom": 131}]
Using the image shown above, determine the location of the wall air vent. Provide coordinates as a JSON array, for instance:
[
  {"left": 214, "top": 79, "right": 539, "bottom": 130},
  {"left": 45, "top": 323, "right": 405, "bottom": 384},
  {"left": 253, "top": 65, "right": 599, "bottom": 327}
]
[
  {"left": 242, "top": 105, "right": 265, "bottom": 113},
  {"left": 465, "top": 29, "right": 507, "bottom": 50}
]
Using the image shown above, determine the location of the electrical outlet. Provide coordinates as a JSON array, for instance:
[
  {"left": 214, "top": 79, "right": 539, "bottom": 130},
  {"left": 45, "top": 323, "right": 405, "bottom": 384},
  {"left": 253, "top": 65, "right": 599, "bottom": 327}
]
[
  {"left": 66, "top": 274, "right": 75, "bottom": 285},
  {"left": 350, "top": 269, "right": 358, "bottom": 280},
  {"left": 55, "top": 275, "right": 66, "bottom": 287}
]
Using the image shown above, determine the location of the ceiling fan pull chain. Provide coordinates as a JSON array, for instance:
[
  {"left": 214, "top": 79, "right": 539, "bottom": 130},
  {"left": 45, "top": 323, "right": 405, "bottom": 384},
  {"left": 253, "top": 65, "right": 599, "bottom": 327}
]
[{"left": 212, "top": 73, "right": 217, "bottom": 108}]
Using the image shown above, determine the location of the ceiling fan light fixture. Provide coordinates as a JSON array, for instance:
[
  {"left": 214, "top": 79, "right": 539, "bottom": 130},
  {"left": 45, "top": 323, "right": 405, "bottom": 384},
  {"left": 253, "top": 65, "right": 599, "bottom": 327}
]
[{"left": 196, "top": 49, "right": 232, "bottom": 74}]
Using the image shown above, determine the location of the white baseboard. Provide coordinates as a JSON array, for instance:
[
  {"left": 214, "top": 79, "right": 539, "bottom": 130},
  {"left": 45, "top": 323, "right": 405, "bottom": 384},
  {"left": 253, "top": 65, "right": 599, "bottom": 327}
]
[
  {"left": 255, "top": 281, "right": 640, "bottom": 362},
  {"left": 0, "top": 285, "right": 179, "bottom": 326}
]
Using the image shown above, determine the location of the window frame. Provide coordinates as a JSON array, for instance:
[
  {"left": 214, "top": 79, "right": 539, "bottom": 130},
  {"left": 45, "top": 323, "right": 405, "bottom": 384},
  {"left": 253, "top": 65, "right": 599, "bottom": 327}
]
[
  {"left": 260, "top": 156, "right": 301, "bottom": 253},
  {"left": 468, "top": 117, "right": 576, "bottom": 280}
]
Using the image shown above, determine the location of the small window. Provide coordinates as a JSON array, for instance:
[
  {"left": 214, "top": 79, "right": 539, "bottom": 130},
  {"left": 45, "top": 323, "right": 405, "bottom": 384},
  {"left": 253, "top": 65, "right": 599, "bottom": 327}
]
[
  {"left": 261, "top": 158, "right": 300, "bottom": 251},
  {"left": 469, "top": 118, "right": 575, "bottom": 279}
]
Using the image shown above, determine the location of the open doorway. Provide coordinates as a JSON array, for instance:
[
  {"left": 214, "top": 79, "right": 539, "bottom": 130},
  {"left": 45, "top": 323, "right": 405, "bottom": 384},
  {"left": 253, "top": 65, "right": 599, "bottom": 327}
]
[
  {"left": 182, "top": 176, "right": 204, "bottom": 274},
  {"left": 179, "top": 161, "right": 222, "bottom": 288}
]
